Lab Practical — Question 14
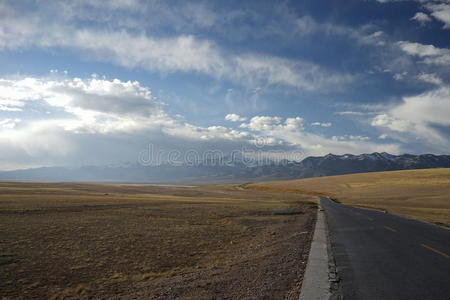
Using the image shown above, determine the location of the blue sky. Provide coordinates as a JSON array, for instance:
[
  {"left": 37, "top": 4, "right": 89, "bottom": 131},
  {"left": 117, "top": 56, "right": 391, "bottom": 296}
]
[{"left": 1, "top": 0, "right": 450, "bottom": 170}]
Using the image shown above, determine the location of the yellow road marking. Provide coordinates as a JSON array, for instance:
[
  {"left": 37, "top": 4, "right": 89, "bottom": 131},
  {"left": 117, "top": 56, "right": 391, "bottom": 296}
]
[
  {"left": 421, "top": 244, "right": 450, "bottom": 259},
  {"left": 384, "top": 226, "right": 397, "bottom": 232}
]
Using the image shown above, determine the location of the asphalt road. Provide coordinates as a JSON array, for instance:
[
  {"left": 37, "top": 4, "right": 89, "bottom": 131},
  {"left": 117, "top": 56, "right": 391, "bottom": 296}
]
[{"left": 321, "top": 197, "right": 450, "bottom": 300}]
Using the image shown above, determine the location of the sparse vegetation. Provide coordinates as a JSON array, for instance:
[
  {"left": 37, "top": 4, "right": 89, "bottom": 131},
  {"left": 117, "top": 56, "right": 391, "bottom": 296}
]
[
  {"left": 249, "top": 168, "right": 450, "bottom": 226},
  {"left": 0, "top": 181, "right": 316, "bottom": 299}
]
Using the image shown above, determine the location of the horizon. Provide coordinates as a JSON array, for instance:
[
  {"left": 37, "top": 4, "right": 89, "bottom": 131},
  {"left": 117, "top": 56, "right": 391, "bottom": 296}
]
[
  {"left": 1, "top": 0, "right": 450, "bottom": 171},
  {"left": 1, "top": 151, "right": 449, "bottom": 172}
]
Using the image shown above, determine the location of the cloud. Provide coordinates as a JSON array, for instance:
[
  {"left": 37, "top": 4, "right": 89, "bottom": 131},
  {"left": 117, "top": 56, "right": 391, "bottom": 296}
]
[
  {"left": 411, "top": 12, "right": 432, "bottom": 25},
  {"left": 0, "top": 74, "right": 403, "bottom": 169},
  {"left": 0, "top": 118, "right": 21, "bottom": 129},
  {"left": 293, "top": 13, "right": 386, "bottom": 47},
  {"left": 0, "top": 74, "right": 261, "bottom": 169},
  {"left": 311, "top": 122, "right": 332, "bottom": 127},
  {"left": 0, "top": 4, "right": 353, "bottom": 91},
  {"left": 426, "top": 3, "right": 450, "bottom": 28},
  {"left": 3, "top": 1, "right": 447, "bottom": 168},
  {"left": 335, "top": 111, "right": 367, "bottom": 116},
  {"left": 393, "top": 86, "right": 450, "bottom": 127},
  {"left": 24, "top": 0, "right": 218, "bottom": 33},
  {"left": 225, "top": 113, "right": 247, "bottom": 122},
  {"left": 361, "top": 31, "right": 386, "bottom": 46},
  {"left": 240, "top": 116, "right": 283, "bottom": 131},
  {"left": 417, "top": 73, "right": 443, "bottom": 85},
  {"left": 376, "top": 1, "right": 450, "bottom": 28},
  {"left": 393, "top": 72, "right": 408, "bottom": 80},
  {"left": 371, "top": 114, "right": 413, "bottom": 132},
  {"left": 397, "top": 41, "right": 450, "bottom": 65},
  {"left": 0, "top": 76, "right": 166, "bottom": 134},
  {"left": 284, "top": 117, "right": 305, "bottom": 130},
  {"left": 81, "top": 0, "right": 141, "bottom": 10},
  {"left": 232, "top": 54, "right": 352, "bottom": 91},
  {"left": 371, "top": 86, "right": 450, "bottom": 151},
  {"left": 240, "top": 116, "right": 305, "bottom": 132},
  {"left": 2, "top": 75, "right": 382, "bottom": 169},
  {"left": 240, "top": 115, "right": 400, "bottom": 157},
  {"left": 332, "top": 135, "right": 370, "bottom": 141}
]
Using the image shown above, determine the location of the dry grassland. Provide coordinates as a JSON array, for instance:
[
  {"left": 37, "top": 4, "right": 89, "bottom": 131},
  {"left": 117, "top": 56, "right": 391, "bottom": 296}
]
[
  {"left": 0, "top": 181, "right": 316, "bottom": 299},
  {"left": 249, "top": 168, "right": 450, "bottom": 227}
]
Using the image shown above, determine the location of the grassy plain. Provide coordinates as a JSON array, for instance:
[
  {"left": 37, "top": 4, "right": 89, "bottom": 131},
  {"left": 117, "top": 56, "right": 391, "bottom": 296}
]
[
  {"left": 0, "top": 181, "right": 316, "bottom": 299},
  {"left": 249, "top": 168, "right": 450, "bottom": 227}
]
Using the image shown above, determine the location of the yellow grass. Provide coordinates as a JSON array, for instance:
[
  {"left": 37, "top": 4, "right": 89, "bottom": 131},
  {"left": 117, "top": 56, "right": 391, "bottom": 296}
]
[
  {"left": 249, "top": 168, "right": 450, "bottom": 226},
  {"left": 0, "top": 181, "right": 316, "bottom": 299}
]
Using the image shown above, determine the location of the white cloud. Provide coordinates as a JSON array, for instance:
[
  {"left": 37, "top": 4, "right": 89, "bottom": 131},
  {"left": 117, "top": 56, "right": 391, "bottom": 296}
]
[
  {"left": 0, "top": 105, "right": 22, "bottom": 112},
  {"left": 0, "top": 74, "right": 403, "bottom": 169},
  {"left": 83, "top": 0, "right": 140, "bottom": 10},
  {"left": 0, "top": 76, "right": 166, "bottom": 134},
  {"left": 8, "top": 75, "right": 392, "bottom": 169},
  {"left": 225, "top": 113, "right": 247, "bottom": 122},
  {"left": 240, "top": 116, "right": 305, "bottom": 132},
  {"left": 231, "top": 54, "right": 352, "bottom": 91},
  {"left": 332, "top": 135, "right": 370, "bottom": 141},
  {"left": 371, "top": 86, "right": 450, "bottom": 151},
  {"left": 284, "top": 117, "right": 305, "bottom": 130},
  {"left": 335, "top": 111, "right": 367, "bottom": 116},
  {"left": 361, "top": 31, "right": 386, "bottom": 46},
  {"left": 0, "top": 74, "right": 261, "bottom": 169},
  {"left": 397, "top": 41, "right": 450, "bottom": 65},
  {"left": 0, "top": 77, "right": 258, "bottom": 139},
  {"left": 371, "top": 114, "right": 413, "bottom": 132},
  {"left": 411, "top": 12, "right": 432, "bottom": 25},
  {"left": 240, "top": 115, "right": 400, "bottom": 157},
  {"left": 0, "top": 4, "right": 352, "bottom": 91},
  {"left": 417, "top": 73, "right": 443, "bottom": 85},
  {"left": 240, "top": 116, "right": 283, "bottom": 131},
  {"left": 311, "top": 122, "right": 332, "bottom": 127},
  {"left": 284, "top": 117, "right": 301, "bottom": 130},
  {"left": 426, "top": 3, "right": 450, "bottom": 28},
  {"left": 0, "top": 118, "right": 21, "bottom": 129},
  {"left": 393, "top": 72, "right": 408, "bottom": 80},
  {"left": 293, "top": 13, "right": 387, "bottom": 47},
  {"left": 397, "top": 41, "right": 442, "bottom": 57},
  {"left": 393, "top": 86, "right": 450, "bottom": 127}
]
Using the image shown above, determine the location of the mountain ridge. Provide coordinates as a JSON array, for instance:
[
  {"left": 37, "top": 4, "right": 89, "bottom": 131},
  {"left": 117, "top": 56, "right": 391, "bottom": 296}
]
[{"left": 1, "top": 152, "right": 450, "bottom": 183}]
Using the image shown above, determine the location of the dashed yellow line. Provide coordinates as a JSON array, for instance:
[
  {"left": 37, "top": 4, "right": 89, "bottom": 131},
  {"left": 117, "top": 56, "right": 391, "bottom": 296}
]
[
  {"left": 421, "top": 244, "right": 450, "bottom": 259},
  {"left": 384, "top": 226, "right": 397, "bottom": 232}
]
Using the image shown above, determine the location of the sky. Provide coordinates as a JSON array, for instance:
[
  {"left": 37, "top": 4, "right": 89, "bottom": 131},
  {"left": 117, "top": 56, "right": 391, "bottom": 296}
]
[{"left": 1, "top": 0, "right": 450, "bottom": 170}]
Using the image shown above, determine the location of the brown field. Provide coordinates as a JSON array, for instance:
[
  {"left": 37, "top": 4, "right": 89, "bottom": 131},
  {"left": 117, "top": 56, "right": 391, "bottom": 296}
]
[
  {"left": 0, "top": 181, "right": 316, "bottom": 300},
  {"left": 249, "top": 168, "right": 450, "bottom": 227}
]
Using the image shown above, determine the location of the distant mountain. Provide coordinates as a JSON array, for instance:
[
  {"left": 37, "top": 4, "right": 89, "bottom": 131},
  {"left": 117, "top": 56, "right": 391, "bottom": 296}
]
[
  {"left": 1, "top": 152, "right": 450, "bottom": 183},
  {"left": 282, "top": 152, "right": 450, "bottom": 178}
]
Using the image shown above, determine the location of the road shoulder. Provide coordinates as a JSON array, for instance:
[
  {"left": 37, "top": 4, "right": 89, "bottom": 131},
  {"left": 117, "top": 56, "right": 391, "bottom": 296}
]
[{"left": 299, "top": 201, "right": 331, "bottom": 300}]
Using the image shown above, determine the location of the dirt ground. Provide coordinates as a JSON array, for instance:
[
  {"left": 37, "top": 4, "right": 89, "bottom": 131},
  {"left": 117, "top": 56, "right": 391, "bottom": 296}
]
[{"left": 0, "top": 182, "right": 316, "bottom": 299}]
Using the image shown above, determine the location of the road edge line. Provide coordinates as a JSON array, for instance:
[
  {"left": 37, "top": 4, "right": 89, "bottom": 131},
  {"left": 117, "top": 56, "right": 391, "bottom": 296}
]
[{"left": 299, "top": 201, "right": 331, "bottom": 300}]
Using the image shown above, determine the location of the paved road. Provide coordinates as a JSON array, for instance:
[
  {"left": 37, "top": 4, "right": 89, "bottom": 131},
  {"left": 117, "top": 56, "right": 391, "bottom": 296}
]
[{"left": 321, "top": 197, "right": 450, "bottom": 300}]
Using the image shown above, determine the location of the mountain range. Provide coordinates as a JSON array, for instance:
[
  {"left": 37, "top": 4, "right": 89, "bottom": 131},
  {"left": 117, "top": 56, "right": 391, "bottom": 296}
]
[{"left": 1, "top": 152, "right": 450, "bottom": 184}]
